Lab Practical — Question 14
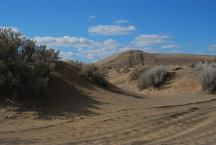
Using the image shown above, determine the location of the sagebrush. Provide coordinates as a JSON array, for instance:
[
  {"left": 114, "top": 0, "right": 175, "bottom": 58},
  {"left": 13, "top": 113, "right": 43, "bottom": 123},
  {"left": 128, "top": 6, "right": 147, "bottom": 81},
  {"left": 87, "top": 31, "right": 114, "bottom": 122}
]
[
  {"left": 137, "top": 66, "right": 168, "bottom": 90},
  {"left": 200, "top": 63, "right": 216, "bottom": 93},
  {"left": 128, "top": 66, "right": 150, "bottom": 81},
  {"left": 67, "top": 60, "right": 85, "bottom": 72},
  {"left": 0, "top": 28, "right": 59, "bottom": 98},
  {"left": 78, "top": 63, "right": 107, "bottom": 87}
]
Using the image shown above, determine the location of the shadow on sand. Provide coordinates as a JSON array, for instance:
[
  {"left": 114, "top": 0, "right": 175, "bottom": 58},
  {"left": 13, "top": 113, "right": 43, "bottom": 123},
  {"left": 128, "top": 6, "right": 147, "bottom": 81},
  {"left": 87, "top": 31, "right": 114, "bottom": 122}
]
[
  {"left": 107, "top": 84, "right": 146, "bottom": 99},
  {"left": 0, "top": 75, "right": 103, "bottom": 120}
]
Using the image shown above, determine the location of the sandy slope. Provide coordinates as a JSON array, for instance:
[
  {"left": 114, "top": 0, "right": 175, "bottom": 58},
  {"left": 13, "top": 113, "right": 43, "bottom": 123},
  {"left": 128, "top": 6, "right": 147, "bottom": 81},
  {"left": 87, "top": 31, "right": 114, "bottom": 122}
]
[
  {"left": 96, "top": 50, "right": 215, "bottom": 68},
  {"left": 1, "top": 59, "right": 216, "bottom": 144}
]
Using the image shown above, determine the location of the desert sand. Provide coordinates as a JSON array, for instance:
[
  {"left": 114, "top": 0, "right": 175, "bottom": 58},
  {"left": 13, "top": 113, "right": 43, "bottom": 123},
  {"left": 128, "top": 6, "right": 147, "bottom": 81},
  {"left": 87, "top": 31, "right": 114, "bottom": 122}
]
[{"left": 1, "top": 51, "right": 216, "bottom": 145}]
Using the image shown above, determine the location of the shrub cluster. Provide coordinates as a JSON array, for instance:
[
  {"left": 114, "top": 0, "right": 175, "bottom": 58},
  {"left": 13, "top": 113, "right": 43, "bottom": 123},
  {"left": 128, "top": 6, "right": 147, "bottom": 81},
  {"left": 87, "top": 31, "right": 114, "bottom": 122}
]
[
  {"left": 200, "top": 63, "right": 216, "bottom": 93},
  {"left": 191, "top": 60, "right": 212, "bottom": 69},
  {"left": 128, "top": 66, "right": 150, "bottom": 81},
  {"left": 137, "top": 66, "right": 168, "bottom": 90},
  {"left": 79, "top": 64, "right": 107, "bottom": 87},
  {"left": 0, "top": 28, "right": 59, "bottom": 98},
  {"left": 67, "top": 60, "right": 85, "bottom": 72}
]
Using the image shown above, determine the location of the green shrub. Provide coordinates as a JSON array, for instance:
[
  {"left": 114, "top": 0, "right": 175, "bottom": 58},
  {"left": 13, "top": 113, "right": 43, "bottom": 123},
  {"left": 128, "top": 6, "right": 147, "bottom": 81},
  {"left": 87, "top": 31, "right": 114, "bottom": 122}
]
[
  {"left": 137, "top": 66, "right": 168, "bottom": 90},
  {"left": 0, "top": 28, "right": 59, "bottom": 98}
]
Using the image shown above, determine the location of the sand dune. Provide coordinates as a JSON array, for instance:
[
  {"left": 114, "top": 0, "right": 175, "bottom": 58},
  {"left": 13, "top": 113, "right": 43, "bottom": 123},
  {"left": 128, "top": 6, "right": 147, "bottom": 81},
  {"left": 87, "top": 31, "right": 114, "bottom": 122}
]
[
  {"left": 1, "top": 51, "right": 216, "bottom": 145},
  {"left": 96, "top": 50, "right": 215, "bottom": 68}
]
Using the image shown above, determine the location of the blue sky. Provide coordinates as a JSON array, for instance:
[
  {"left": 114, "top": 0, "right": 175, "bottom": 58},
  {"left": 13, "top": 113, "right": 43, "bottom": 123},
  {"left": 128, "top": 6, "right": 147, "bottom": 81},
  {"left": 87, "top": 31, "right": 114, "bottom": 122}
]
[{"left": 1, "top": 0, "right": 216, "bottom": 62}]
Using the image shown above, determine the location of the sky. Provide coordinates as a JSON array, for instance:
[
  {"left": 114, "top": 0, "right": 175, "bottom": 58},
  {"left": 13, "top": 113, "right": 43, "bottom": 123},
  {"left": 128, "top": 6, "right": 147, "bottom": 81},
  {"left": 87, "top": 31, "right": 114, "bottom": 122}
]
[{"left": 0, "top": 0, "right": 216, "bottom": 62}]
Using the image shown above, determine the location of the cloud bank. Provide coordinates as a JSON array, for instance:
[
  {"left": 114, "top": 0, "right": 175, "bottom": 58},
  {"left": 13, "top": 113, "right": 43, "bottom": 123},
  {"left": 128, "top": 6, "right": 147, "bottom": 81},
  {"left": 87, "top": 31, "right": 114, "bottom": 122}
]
[
  {"left": 130, "top": 34, "right": 171, "bottom": 47},
  {"left": 88, "top": 25, "right": 136, "bottom": 36},
  {"left": 34, "top": 33, "right": 179, "bottom": 61}
]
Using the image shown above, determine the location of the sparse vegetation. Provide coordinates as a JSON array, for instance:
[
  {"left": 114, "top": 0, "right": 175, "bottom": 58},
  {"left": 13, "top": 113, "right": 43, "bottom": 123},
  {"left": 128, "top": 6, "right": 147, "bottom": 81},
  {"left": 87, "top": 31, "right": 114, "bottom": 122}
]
[
  {"left": 191, "top": 60, "right": 210, "bottom": 69},
  {"left": 67, "top": 60, "right": 85, "bottom": 72},
  {"left": 80, "top": 64, "right": 107, "bottom": 87},
  {"left": 200, "top": 62, "right": 216, "bottom": 93},
  {"left": 68, "top": 60, "right": 107, "bottom": 87},
  {"left": 128, "top": 66, "right": 150, "bottom": 81},
  {"left": 0, "top": 28, "right": 59, "bottom": 98},
  {"left": 137, "top": 66, "right": 168, "bottom": 90}
]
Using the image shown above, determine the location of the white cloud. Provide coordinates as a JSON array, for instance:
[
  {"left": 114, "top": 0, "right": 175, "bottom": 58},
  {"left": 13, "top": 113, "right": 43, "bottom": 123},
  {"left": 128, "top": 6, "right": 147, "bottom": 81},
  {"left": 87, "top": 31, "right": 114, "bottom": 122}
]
[
  {"left": 77, "top": 39, "right": 121, "bottom": 61},
  {"left": 34, "top": 36, "right": 121, "bottom": 61},
  {"left": 0, "top": 26, "right": 19, "bottom": 32},
  {"left": 78, "top": 48, "right": 115, "bottom": 61},
  {"left": 89, "top": 15, "right": 97, "bottom": 19},
  {"left": 101, "top": 39, "right": 120, "bottom": 50},
  {"left": 34, "top": 36, "right": 120, "bottom": 50},
  {"left": 60, "top": 51, "right": 73, "bottom": 60},
  {"left": 34, "top": 36, "right": 97, "bottom": 48},
  {"left": 119, "top": 47, "right": 153, "bottom": 53},
  {"left": 121, "top": 34, "right": 180, "bottom": 54},
  {"left": 131, "top": 34, "right": 171, "bottom": 47},
  {"left": 114, "top": 19, "right": 129, "bottom": 24},
  {"left": 208, "top": 44, "right": 216, "bottom": 50},
  {"left": 34, "top": 33, "right": 180, "bottom": 62},
  {"left": 161, "top": 44, "right": 180, "bottom": 49},
  {"left": 88, "top": 25, "right": 136, "bottom": 36}
]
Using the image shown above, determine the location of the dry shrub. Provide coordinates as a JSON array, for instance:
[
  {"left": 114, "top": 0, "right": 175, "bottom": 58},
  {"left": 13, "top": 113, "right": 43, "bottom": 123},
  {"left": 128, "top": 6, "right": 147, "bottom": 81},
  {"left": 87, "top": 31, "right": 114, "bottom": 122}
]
[
  {"left": 201, "top": 63, "right": 216, "bottom": 93},
  {"left": 67, "top": 60, "right": 85, "bottom": 72},
  {"left": 67, "top": 60, "right": 107, "bottom": 87},
  {"left": 80, "top": 64, "right": 107, "bottom": 87},
  {"left": 191, "top": 60, "right": 210, "bottom": 69},
  {"left": 137, "top": 66, "right": 168, "bottom": 90},
  {"left": 128, "top": 66, "right": 151, "bottom": 81}
]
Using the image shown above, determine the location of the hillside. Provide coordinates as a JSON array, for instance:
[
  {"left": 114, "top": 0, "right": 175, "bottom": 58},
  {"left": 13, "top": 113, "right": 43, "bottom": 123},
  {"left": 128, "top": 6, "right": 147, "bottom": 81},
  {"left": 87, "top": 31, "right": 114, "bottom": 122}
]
[
  {"left": 1, "top": 52, "right": 216, "bottom": 145},
  {"left": 96, "top": 50, "right": 215, "bottom": 68}
]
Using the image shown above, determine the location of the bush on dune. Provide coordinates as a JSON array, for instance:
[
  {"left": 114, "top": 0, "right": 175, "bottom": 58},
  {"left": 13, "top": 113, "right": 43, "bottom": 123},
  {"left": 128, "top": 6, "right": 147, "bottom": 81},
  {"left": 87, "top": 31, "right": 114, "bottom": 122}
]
[
  {"left": 200, "top": 63, "right": 216, "bottom": 93},
  {"left": 137, "top": 66, "right": 168, "bottom": 90},
  {"left": 67, "top": 60, "right": 85, "bottom": 72},
  {"left": 0, "top": 28, "right": 59, "bottom": 98},
  {"left": 67, "top": 60, "right": 108, "bottom": 87},
  {"left": 128, "top": 66, "right": 150, "bottom": 81},
  {"left": 80, "top": 64, "right": 107, "bottom": 87}
]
